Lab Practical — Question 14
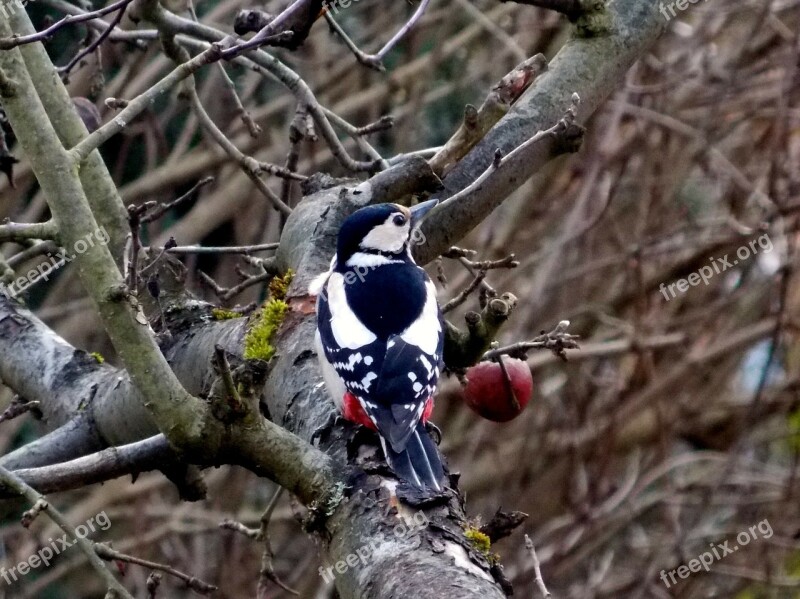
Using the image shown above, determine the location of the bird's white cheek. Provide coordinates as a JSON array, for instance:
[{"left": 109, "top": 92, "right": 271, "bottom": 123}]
[{"left": 360, "top": 222, "right": 407, "bottom": 253}]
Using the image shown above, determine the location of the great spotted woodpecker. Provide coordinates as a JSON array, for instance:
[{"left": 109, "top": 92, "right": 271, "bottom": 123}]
[{"left": 310, "top": 200, "right": 445, "bottom": 491}]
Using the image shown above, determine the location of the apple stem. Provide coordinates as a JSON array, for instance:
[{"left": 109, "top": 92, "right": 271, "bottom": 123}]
[{"left": 495, "top": 355, "right": 520, "bottom": 411}]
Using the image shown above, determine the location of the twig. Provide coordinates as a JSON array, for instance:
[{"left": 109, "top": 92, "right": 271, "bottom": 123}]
[
  {"left": 257, "top": 488, "right": 297, "bottom": 595},
  {"left": 442, "top": 271, "right": 487, "bottom": 313},
  {"left": 188, "top": 87, "right": 292, "bottom": 216},
  {"left": 327, "top": 0, "right": 433, "bottom": 70},
  {"left": 139, "top": 239, "right": 178, "bottom": 279},
  {"left": 57, "top": 0, "right": 134, "bottom": 78},
  {"left": 0, "top": 396, "right": 41, "bottom": 424},
  {"left": 496, "top": 355, "right": 521, "bottom": 411},
  {"left": 322, "top": 107, "right": 389, "bottom": 169},
  {"left": 524, "top": 534, "right": 552, "bottom": 598},
  {"left": 220, "top": 488, "right": 297, "bottom": 594},
  {"left": 219, "top": 518, "right": 260, "bottom": 539},
  {"left": 199, "top": 258, "right": 278, "bottom": 301},
  {"left": 441, "top": 250, "right": 518, "bottom": 312},
  {"left": 258, "top": 486, "right": 283, "bottom": 538},
  {"left": 435, "top": 93, "right": 583, "bottom": 213},
  {"left": 483, "top": 320, "right": 579, "bottom": 362},
  {"left": 42, "top": 0, "right": 153, "bottom": 45},
  {"left": 460, "top": 255, "right": 519, "bottom": 270},
  {"left": 429, "top": 54, "right": 547, "bottom": 177},
  {"left": 163, "top": 242, "right": 279, "bottom": 255},
  {"left": 94, "top": 544, "right": 217, "bottom": 594},
  {"left": 145, "top": 5, "right": 379, "bottom": 173},
  {"left": 323, "top": 11, "right": 386, "bottom": 71},
  {"left": 7, "top": 240, "right": 60, "bottom": 269},
  {"left": 216, "top": 0, "right": 309, "bottom": 59},
  {"left": 188, "top": 0, "right": 261, "bottom": 138},
  {"left": 0, "top": 466, "right": 134, "bottom": 599},
  {"left": 0, "top": 0, "right": 133, "bottom": 49},
  {"left": 211, "top": 345, "right": 246, "bottom": 416},
  {"left": 141, "top": 177, "right": 215, "bottom": 224},
  {"left": 146, "top": 572, "right": 162, "bottom": 598},
  {"left": 125, "top": 204, "right": 148, "bottom": 292},
  {"left": 64, "top": 29, "right": 292, "bottom": 163},
  {"left": 256, "top": 160, "right": 308, "bottom": 181},
  {"left": 68, "top": 42, "right": 226, "bottom": 163},
  {"left": 281, "top": 105, "right": 308, "bottom": 209}
]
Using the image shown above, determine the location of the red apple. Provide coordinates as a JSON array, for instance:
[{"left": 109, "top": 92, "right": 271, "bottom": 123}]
[{"left": 462, "top": 358, "right": 533, "bottom": 422}]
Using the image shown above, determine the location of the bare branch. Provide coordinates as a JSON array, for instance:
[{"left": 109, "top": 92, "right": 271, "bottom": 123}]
[
  {"left": 0, "top": 466, "right": 135, "bottom": 598},
  {"left": 524, "top": 534, "right": 551, "bottom": 598},
  {"left": 187, "top": 86, "right": 292, "bottom": 216},
  {"left": 0, "top": 0, "right": 135, "bottom": 50},
  {"left": 94, "top": 543, "right": 217, "bottom": 595}
]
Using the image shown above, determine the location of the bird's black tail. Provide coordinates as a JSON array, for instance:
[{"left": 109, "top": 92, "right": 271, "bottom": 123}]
[{"left": 382, "top": 423, "right": 445, "bottom": 491}]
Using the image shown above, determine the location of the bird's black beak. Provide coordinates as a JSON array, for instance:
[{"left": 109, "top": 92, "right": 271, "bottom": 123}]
[{"left": 410, "top": 199, "right": 438, "bottom": 228}]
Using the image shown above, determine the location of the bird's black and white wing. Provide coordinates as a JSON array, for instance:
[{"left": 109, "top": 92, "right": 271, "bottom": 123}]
[
  {"left": 315, "top": 270, "right": 384, "bottom": 407},
  {"left": 366, "top": 280, "right": 442, "bottom": 451}
]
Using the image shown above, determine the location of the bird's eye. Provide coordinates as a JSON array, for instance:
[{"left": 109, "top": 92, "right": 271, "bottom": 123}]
[{"left": 393, "top": 214, "right": 407, "bottom": 226}]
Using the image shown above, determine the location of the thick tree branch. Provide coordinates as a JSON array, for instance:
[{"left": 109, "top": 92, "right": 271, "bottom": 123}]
[
  {"left": 0, "top": 220, "right": 57, "bottom": 243},
  {"left": 416, "top": 0, "right": 668, "bottom": 265},
  {"left": 0, "top": 22, "right": 344, "bottom": 507},
  {"left": 0, "top": 435, "right": 173, "bottom": 498},
  {"left": 5, "top": 5, "right": 130, "bottom": 258}
]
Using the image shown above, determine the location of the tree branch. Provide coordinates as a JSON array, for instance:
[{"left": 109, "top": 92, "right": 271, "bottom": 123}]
[
  {"left": 0, "top": 466, "right": 134, "bottom": 598},
  {"left": 1, "top": 435, "right": 173, "bottom": 498},
  {"left": 416, "top": 0, "right": 668, "bottom": 265}
]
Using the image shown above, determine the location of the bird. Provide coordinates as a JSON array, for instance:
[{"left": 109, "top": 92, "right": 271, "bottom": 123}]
[{"left": 311, "top": 200, "right": 445, "bottom": 491}]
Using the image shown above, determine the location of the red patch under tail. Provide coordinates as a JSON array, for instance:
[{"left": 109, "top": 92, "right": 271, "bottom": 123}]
[{"left": 342, "top": 393, "right": 434, "bottom": 429}]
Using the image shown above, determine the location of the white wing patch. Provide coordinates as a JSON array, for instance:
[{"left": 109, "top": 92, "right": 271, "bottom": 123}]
[
  {"left": 419, "top": 354, "right": 433, "bottom": 376},
  {"left": 401, "top": 280, "right": 441, "bottom": 355},
  {"left": 332, "top": 352, "right": 363, "bottom": 372},
  {"left": 361, "top": 371, "right": 378, "bottom": 390},
  {"left": 326, "top": 273, "right": 377, "bottom": 349}
]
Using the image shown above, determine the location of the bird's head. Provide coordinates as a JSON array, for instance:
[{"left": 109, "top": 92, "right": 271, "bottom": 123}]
[{"left": 336, "top": 200, "right": 438, "bottom": 268}]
